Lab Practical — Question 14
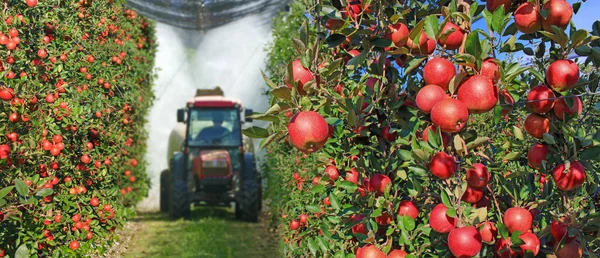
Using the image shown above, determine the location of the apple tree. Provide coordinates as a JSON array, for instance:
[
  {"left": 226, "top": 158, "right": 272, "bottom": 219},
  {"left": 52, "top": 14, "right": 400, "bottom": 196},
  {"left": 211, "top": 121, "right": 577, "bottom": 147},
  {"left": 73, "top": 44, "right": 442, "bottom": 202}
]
[{"left": 253, "top": 0, "right": 600, "bottom": 257}]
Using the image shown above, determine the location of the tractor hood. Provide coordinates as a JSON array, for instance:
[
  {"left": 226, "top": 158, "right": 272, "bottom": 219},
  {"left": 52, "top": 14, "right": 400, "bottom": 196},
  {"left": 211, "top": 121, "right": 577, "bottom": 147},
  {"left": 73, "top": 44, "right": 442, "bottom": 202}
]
[{"left": 192, "top": 150, "right": 232, "bottom": 180}]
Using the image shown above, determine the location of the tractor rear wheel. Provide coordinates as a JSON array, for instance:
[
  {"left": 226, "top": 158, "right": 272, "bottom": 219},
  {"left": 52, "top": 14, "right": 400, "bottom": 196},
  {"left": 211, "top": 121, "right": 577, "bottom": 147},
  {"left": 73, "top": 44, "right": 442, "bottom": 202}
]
[
  {"left": 238, "top": 180, "right": 259, "bottom": 222},
  {"left": 168, "top": 154, "right": 190, "bottom": 220},
  {"left": 160, "top": 170, "right": 170, "bottom": 213},
  {"left": 169, "top": 179, "right": 190, "bottom": 219}
]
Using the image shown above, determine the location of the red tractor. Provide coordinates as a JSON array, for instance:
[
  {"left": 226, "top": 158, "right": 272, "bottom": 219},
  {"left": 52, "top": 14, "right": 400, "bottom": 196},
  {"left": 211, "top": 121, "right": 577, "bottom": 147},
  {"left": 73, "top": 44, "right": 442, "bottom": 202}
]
[{"left": 160, "top": 87, "right": 261, "bottom": 221}]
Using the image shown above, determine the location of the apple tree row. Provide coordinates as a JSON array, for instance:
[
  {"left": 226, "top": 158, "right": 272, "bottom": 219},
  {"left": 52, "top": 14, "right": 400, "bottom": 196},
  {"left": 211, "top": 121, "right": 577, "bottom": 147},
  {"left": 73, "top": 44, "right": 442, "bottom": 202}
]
[
  {"left": 0, "top": 0, "right": 156, "bottom": 256},
  {"left": 252, "top": 0, "right": 600, "bottom": 257}
]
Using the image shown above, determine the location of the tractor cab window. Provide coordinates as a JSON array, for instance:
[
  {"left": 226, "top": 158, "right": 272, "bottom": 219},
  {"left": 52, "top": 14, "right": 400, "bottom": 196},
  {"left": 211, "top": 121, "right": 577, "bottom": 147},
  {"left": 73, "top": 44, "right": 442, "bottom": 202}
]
[{"left": 187, "top": 108, "right": 241, "bottom": 147}]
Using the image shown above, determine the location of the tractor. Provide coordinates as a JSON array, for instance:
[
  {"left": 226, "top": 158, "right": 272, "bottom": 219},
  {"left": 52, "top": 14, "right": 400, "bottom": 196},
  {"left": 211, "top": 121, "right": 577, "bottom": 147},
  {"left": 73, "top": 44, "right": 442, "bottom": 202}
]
[{"left": 160, "top": 87, "right": 261, "bottom": 221}]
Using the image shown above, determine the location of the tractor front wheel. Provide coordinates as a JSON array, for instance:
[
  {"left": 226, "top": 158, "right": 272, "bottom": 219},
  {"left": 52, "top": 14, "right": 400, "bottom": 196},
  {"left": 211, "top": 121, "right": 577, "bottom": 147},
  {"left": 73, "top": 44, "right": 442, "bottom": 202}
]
[
  {"left": 160, "top": 170, "right": 170, "bottom": 213},
  {"left": 238, "top": 180, "right": 259, "bottom": 222}
]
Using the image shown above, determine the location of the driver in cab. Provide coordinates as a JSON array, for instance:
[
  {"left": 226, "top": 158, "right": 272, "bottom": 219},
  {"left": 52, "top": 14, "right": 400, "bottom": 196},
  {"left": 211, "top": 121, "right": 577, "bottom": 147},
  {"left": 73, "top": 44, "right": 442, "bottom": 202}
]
[{"left": 198, "top": 112, "right": 230, "bottom": 142}]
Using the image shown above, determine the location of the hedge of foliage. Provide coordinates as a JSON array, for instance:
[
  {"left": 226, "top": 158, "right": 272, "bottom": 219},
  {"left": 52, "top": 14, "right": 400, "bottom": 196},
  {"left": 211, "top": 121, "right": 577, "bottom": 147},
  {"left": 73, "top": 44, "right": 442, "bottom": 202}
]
[
  {"left": 0, "top": 0, "right": 156, "bottom": 256},
  {"left": 258, "top": 0, "right": 600, "bottom": 257}
]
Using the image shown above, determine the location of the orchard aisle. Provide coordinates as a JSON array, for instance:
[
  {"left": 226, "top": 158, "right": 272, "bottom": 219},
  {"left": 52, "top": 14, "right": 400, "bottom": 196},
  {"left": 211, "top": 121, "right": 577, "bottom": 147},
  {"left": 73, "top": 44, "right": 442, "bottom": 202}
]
[{"left": 103, "top": 206, "right": 280, "bottom": 257}]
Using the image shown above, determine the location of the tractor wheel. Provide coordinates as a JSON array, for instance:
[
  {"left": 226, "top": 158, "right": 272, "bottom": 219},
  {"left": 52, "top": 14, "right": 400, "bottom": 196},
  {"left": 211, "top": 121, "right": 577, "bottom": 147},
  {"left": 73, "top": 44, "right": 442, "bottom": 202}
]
[
  {"left": 258, "top": 182, "right": 263, "bottom": 212},
  {"left": 238, "top": 180, "right": 259, "bottom": 222},
  {"left": 160, "top": 170, "right": 170, "bottom": 213},
  {"left": 168, "top": 153, "right": 190, "bottom": 220},
  {"left": 234, "top": 200, "right": 242, "bottom": 219},
  {"left": 169, "top": 179, "right": 190, "bottom": 220}
]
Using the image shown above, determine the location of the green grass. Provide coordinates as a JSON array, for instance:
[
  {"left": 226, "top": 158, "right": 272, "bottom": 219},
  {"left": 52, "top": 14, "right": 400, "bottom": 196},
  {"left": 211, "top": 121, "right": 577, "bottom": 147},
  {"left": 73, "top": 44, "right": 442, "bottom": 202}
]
[{"left": 124, "top": 206, "right": 280, "bottom": 258}]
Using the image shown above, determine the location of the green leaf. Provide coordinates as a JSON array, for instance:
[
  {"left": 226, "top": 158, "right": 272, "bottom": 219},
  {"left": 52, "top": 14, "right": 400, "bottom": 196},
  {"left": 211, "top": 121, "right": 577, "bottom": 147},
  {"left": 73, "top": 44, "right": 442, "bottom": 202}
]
[
  {"left": 512, "top": 126, "right": 524, "bottom": 141},
  {"left": 466, "top": 137, "right": 490, "bottom": 149},
  {"left": 0, "top": 186, "right": 14, "bottom": 199},
  {"left": 36, "top": 188, "right": 53, "bottom": 197},
  {"left": 543, "top": 133, "right": 556, "bottom": 145},
  {"left": 465, "top": 32, "right": 482, "bottom": 67},
  {"left": 446, "top": 207, "right": 457, "bottom": 218},
  {"left": 270, "top": 86, "right": 292, "bottom": 100},
  {"left": 306, "top": 205, "right": 322, "bottom": 213},
  {"left": 337, "top": 181, "right": 358, "bottom": 192},
  {"left": 15, "top": 244, "right": 28, "bottom": 258},
  {"left": 404, "top": 57, "right": 426, "bottom": 75},
  {"left": 441, "top": 190, "right": 452, "bottom": 208},
  {"left": 370, "top": 38, "right": 392, "bottom": 48},
  {"left": 573, "top": 2, "right": 581, "bottom": 14},
  {"left": 15, "top": 179, "right": 28, "bottom": 196},
  {"left": 347, "top": 48, "right": 369, "bottom": 68},
  {"left": 307, "top": 237, "right": 318, "bottom": 256},
  {"left": 402, "top": 215, "right": 416, "bottom": 231},
  {"left": 570, "top": 29, "right": 588, "bottom": 48},
  {"left": 503, "top": 152, "right": 520, "bottom": 161},
  {"left": 491, "top": 5, "right": 506, "bottom": 32},
  {"left": 424, "top": 15, "right": 439, "bottom": 40},
  {"left": 497, "top": 223, "right": 509, "bottom": 239},
  {"left": 326, "top": 34, "right": 347, "bottom": 48},
  {"left": 580, "top": 146, "right": 600, "bottom": 161},
  {"left": 261, "top": 70, "right": 278, "bottom": 89},
  {"left": 242, "top": 126, "right": 270, "bottom": 138},
  {"left": 299, "top": 20, "right": 309, "bottom": 46},
  {"left": 408, "top": 20, "right": 426, "bottom": 47},
  {"left": 310, "top": 184, "right": 325, "bottom": 193},
  {"left": 329, "top": 192, "right": 340, "bottom": 210}
]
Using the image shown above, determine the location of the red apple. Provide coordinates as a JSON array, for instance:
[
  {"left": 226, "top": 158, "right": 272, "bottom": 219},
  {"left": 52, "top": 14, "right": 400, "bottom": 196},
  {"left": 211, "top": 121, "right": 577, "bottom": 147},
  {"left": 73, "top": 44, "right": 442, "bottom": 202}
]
[
  {"left": 457, "top": 75, "right": 498, "bottom": 114},
  {"left": 519, "top": 232, "right": 540, "bottom": 256},
  {"left": 369, "top": 174, "right": 391, "bottom": 194},
  {"left": 542, "top": 0, "right": 573, "bottom": 31},
  {"left": 416, "top": 84, "right": 448, "bottom": 114},
  {"left": 290, "top": 220, "right": 300, "bottom": 230},
  {"left": 550, "top": 219, "right": 577, "bottom": 243},
  {"left": 466, "top": 163, "right": 490, "bottom": 188},
  {"left": 479, "top": 221, "right": 498, "bottom": 243},
  {"left": 397, "top": 200, "right": 418, "bottom": 220},
  {"left": 423, "top": 58, "right": 456, "bottom": 91},
  {"left": 288, "top": 111, "right": 330, "bottom": 153},
  {"left": 430, "top": 99, "right": 469, "bottom": 133},
  {"left": 356, "top": 244, "right": 385, "bottom": 258},
  {"left": 448, "top": 226, "right": 482, "bottom": 257},
  {"left": 487, "top": 0, "right": 511, "bottom": 12},
  {"left": 429, "top": 203, "right": 458, "bottom": 233},
  {"left": 480, "top": 57, "right": 500, "bottom": 82},
  {"left": 387, "top": 249, "right": 407, "bottom": 258},
  {"left": 527, "top": 144, "right": 550, "bottom": 169},
  {"left": 514, "top": 2, "right": 542, "bottom": 34},
  {"left": 524, "top": 113, "right": 550, "bottom": 139},
  {"left": 546, "top": 59, "right": 579, "bottom": 92},
  {"left": 381, "top": 126, "right": 397, "bottom": 142},
  {"left": 285, "top": 59, "right": 314, "bottom": 95},
  {"left": 345, "top": 168, "right": 359, "bottom": 185},
  {"left": 386, "top": 23, "right": 409, "bottom": 48},
  {"left": 527, "top": 85, "right": 556, "bottom": 114},
  {"left": 461, "top": 186, "right": 484, "bottom": 204},
  {"left": 553, "top": 95, "right": 582, "bottom": 120},
  {"left": 495, "top": 238, "right": 518, "bottom": 258},
  {"left": 406, "top": 30, "right": 427, "bottom": 51},
  {"left": 437, "top": 22, "right": 465, "bottom": 50},
  {"left": 551, "top": 161, "right": 586, "bottom": 191},
  {"left": 324, "top": 165, "right": 339, "bottom": 181},
  {"left": 554, "top": 240, "right": 583, "bottom": 258},
  {"left": 429, "top": 152, "right": 457, "bottom": 179},
  {"left": 504, "top": 207, "right": 532, "bottom": 234}
]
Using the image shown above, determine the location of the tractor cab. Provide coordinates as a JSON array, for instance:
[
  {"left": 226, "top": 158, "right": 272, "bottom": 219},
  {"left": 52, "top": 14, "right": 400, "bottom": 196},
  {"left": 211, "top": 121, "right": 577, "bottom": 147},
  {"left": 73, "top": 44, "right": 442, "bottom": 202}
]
[
  {"left": 161, "top": 87, "right": 261, "bottom": 221},
  {"left": 176, "top": 95, "right": 252, "bottom": 193}
]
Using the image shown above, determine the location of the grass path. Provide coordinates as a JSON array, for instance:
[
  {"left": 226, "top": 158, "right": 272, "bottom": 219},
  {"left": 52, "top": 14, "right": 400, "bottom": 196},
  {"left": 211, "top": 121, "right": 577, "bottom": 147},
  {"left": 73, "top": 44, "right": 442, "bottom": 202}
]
[{"left": 113, "top": 206, "right": 280, "bottom": 258}]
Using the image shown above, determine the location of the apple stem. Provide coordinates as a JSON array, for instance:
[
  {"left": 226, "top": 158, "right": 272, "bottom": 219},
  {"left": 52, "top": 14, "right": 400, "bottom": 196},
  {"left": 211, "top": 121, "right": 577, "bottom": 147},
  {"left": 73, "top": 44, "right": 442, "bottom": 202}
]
[{"left": 487, "top": 185, "right": 503, "bottom": 224}]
